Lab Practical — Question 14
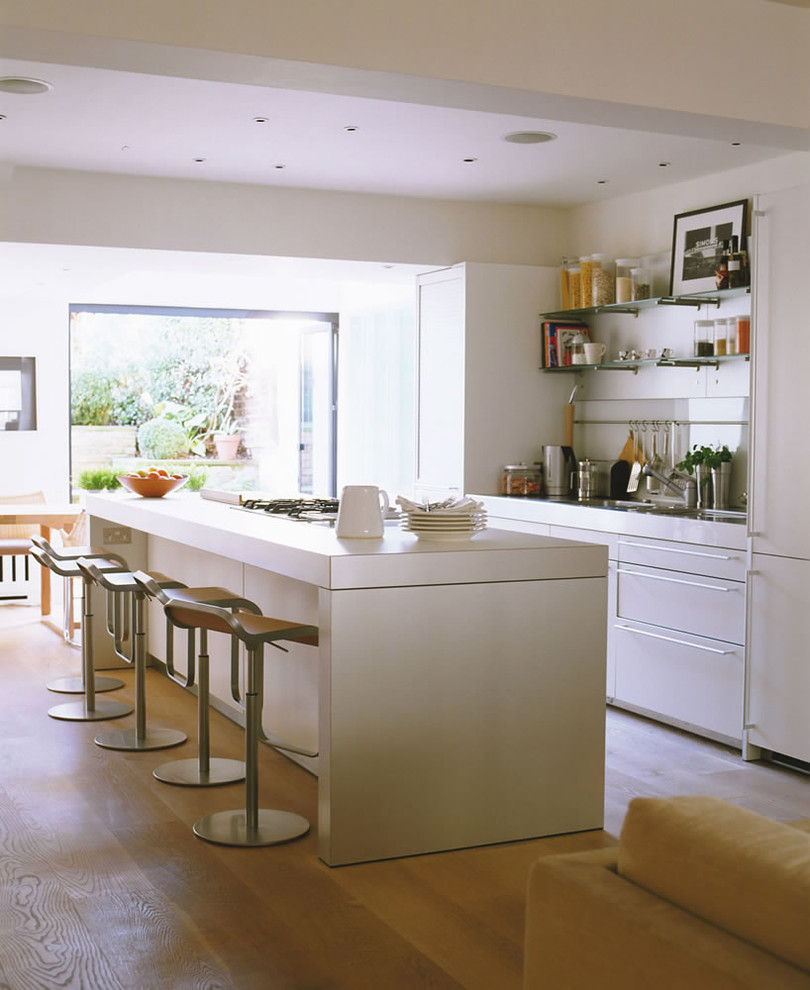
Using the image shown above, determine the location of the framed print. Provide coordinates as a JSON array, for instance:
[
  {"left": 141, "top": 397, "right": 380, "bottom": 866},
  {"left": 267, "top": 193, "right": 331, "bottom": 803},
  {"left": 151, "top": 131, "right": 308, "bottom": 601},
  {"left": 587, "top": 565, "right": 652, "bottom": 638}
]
[{"left": 669, "top": 199, "right": 748, "bottom": 295}]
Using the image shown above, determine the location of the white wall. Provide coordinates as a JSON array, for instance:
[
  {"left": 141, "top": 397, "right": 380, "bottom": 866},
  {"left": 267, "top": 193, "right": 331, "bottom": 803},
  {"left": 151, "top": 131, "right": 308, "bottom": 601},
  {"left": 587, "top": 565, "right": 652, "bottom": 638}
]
[
  {"left": 0, "top": 166, "right": 569, "bottom": 269},
  {"left": 0, "top": 298, "right": 70, "bottom": 501}
]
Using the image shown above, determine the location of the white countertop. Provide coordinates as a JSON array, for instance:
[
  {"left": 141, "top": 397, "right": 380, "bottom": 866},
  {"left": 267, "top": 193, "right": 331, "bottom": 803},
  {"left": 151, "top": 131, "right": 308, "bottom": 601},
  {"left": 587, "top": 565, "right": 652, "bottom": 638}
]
[
  {"left": 86, "top": 492, "right": 608, "bottom": 590},
  {"left": 477, "top": 495, "right": 747, "bottom": 550}
]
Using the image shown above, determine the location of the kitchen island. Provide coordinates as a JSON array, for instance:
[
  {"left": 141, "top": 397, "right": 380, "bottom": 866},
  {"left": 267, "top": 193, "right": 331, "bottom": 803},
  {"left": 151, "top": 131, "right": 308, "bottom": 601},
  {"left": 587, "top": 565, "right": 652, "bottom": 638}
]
[{"left": 85, "top": 492, "right": 608, "bottom": 866}]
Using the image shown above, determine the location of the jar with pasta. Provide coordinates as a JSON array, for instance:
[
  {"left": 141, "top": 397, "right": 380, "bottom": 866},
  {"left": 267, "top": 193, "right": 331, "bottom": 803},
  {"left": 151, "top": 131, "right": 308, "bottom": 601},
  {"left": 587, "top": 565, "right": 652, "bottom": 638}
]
[
  {"left": 579, "top": 256, "right": 593, "bottom": 308},
  {"left": 567, "top": 264, "right": 582, "bottom": 310}
]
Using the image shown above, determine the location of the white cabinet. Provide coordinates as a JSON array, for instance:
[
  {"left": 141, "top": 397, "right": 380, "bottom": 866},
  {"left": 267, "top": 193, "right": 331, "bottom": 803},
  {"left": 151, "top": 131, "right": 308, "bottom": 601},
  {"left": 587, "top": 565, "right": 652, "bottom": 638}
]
[
  {"left": 746, "top": 182, "right": 810, "bottom": 765},
  {"left": 750, "top": 184, "right": 810, "bottom": 560},
  {"left": 415, "top": 262, "right": 562, "bottom": 500},
  {"left": 747, "top": 554, "right": 810, "bottom": 764},
  {"left": 612, "top": 534, "right": 745, "bottom": 743}
]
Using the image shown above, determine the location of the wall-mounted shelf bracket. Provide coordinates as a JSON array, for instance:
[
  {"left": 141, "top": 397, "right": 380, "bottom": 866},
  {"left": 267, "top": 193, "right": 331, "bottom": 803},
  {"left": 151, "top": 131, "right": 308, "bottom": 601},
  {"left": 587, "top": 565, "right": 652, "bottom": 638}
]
[
  {"left": 656, "top": 358, "right": 720, "bottom": 371},
  {"left": 594, "top": 364, "right": 639, "bottom": 374},
  {"left": 657, "top": 297, "right": 722, "bottom": 309}
]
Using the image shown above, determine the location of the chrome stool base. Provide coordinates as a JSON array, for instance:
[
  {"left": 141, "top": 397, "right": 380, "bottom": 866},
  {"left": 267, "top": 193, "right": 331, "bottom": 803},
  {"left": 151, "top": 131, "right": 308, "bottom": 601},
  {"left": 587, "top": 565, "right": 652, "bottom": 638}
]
[
  {"left": 47, "top": 674, "right": 124, "bottom": 694},
  {"left": 153, "top": 756, "right": 245, "bottom": 786},
  {"left": 47, "top": 698, "right": 133, "bottom": 722},
  {"left": 193, "top": 808, "right": 310, "bottom": 847},
  {"left": 94, "top": 725, "right": 187, "bottom": 751}
]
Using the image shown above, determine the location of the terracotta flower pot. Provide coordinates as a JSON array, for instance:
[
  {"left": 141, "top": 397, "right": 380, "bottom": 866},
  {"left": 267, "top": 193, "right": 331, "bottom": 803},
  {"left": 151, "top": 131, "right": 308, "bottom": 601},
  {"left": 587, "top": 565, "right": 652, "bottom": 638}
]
[{"left": 213, "top": 434, "right": 241, "bottom": 460}]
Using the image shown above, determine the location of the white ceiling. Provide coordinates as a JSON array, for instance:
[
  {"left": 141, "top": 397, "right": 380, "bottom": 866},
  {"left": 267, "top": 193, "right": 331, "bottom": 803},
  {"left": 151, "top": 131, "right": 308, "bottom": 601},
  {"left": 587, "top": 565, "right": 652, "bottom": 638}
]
[{"left": 0, "top": 56, "right": 800, "bottom": 207}]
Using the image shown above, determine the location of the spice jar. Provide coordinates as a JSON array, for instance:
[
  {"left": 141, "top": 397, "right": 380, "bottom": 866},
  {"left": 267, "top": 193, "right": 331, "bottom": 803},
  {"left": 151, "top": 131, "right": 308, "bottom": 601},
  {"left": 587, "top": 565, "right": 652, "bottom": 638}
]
[
  {"left": 631, "top": 266, "right": 651, "bottom": 301},
  {"left": 591, "top": 254, "right": 614, "bottom": 306},
  {"left": 694, "top": 319, "right": 714, "bottom": 357},
  {"left": 735, "top": 315, "right": 751, "bottom": 354},
  {"left": 615, "top": 258, "right": 637, "bottom": 304},
  {"left": 714, "top": 318, "right": 729, "bottom": 356},
  {"left": 501, "top": 463, "right": 542, "bottom": 497}
]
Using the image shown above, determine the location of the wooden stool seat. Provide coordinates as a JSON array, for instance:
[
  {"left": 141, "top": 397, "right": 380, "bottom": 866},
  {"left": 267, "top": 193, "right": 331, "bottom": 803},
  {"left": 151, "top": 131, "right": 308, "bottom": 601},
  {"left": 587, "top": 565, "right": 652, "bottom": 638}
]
[
  {"left": 76, "top": 559, "right": 189, "bottom": 753},
  {"left": 30, "top": 546, "right": 133, "bottom": 722},
  {"left": 138, "top": 577, "right": 317, "bottom": 848}
]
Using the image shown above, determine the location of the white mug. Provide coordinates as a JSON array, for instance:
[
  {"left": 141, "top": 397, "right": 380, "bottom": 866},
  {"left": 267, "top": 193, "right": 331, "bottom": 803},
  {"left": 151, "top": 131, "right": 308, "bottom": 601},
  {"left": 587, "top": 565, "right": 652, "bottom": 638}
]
[
  {"left": 583, "top": 342, "right": 607, "bottom": 364},
  {"left": 336, "top": 485, "right": 390, "bottom": 538}
]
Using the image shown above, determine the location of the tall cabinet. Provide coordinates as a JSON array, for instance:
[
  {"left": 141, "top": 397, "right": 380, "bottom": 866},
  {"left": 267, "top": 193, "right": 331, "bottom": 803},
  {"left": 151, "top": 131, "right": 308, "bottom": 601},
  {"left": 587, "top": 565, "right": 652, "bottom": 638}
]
[
  {"left": 415, "top": 262, "right": 564, "bottom": 501},
  {"left": 746, "top": 182, "right": 810, "bottom": 765}
]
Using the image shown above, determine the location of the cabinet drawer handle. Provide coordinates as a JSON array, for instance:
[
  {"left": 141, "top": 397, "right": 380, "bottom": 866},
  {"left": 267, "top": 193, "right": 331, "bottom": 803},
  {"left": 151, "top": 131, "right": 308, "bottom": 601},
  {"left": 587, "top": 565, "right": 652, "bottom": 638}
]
[
  {"left": 616, "top": 567, "right": 734, "bottom": 592},
  {"left": 617, "top": 540, "right": 735, "bottom": 561},
  {"left": 615, "top": 624, "right": 734, "bottom": 655}
]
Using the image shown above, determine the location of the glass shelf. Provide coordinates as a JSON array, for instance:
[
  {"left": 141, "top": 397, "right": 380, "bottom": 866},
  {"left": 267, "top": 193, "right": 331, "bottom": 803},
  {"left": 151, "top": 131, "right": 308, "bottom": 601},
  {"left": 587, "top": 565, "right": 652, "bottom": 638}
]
[
  {"left": 542, "top": 354, "right": 749, "bottom": 375},
  {"left": 541, "top": 286, "right": 750, "bottom": 321}
]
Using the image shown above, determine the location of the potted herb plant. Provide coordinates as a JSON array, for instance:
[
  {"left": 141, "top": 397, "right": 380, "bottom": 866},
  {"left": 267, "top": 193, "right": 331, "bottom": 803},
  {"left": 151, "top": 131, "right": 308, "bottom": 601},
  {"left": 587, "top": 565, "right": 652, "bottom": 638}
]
[{"left": 676, "top": 444, "right": 733, "bottom": 509}]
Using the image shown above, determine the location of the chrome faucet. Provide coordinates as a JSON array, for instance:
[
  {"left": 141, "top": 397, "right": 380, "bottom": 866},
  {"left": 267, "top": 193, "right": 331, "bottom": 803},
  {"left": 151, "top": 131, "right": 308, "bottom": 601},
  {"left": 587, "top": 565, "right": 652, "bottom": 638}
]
[{"left": 641, "top": 463, "right": 697, "bottom": 508}]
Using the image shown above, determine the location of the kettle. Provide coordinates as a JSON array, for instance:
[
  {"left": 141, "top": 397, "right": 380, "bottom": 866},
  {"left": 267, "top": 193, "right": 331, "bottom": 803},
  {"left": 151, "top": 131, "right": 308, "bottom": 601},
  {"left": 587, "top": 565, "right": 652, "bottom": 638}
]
[
  {"left": 543, "top": 445, "right": 576, "bottom": 499},
  {"left": 336, "top": 485, "right": 390, "bottom": 538}
]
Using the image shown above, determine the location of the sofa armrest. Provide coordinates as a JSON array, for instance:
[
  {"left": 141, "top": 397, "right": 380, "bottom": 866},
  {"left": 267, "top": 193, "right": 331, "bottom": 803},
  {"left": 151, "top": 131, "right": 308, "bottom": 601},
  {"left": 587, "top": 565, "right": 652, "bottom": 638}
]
[{"left": 524, "top": 848, "right": 810, "bottom": 990}]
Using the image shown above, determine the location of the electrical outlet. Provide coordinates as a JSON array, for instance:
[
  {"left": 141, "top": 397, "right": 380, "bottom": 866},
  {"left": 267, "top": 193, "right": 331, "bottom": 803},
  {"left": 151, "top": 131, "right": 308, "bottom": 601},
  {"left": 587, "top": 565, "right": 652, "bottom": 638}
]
[{"left": 103, "top": 526, "right": 132, "bottom": 545}]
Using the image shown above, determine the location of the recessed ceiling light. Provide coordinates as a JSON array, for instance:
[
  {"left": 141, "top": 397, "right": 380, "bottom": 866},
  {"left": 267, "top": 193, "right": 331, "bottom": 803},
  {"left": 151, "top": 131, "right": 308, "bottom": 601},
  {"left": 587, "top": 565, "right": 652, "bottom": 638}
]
[
  {"left": 344, "top": 125, "right": 359, "bottom": 132},
  {"left": 503, "top": 131, "right": 557, "bottom": 145},
  {"left": 731, "top": 141, "right": 742, "bottom": 147},
  {"left": 462, "top": 157, "right": 478, "bottom": 163},
  {"left": 596, "top": 179, "right": 609, "bottom": 185},
  {"left": 193, "top": 157, "right": 206, "bottom": 163},
  {"left": 0, "top": 114, "right": 6, "bottom": 121},
  {"left": 253, "top": 116, "right": 269, "bottom": 123},
  {"left": 658, "top": 161, "right": 672, "bottom": 168},
  {"left": 274, "top": 164, "right": 285, "bottom": 169},
  {"left": 0, "top": 76, "right": 52, "bottom": 95}
]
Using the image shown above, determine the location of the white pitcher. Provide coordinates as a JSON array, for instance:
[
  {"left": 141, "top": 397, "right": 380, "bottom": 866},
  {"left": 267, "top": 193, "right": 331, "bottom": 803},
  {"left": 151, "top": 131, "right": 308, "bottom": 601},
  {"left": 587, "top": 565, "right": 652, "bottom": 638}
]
[{"left": 336, "top": 485, "right": 390, "bottom": 538}]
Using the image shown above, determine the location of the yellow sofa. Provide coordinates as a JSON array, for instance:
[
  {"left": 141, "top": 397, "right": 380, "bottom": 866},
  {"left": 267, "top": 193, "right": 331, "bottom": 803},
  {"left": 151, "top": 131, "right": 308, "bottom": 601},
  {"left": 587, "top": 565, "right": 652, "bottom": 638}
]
[{"left": 524, "top": 795, "right": 810, "bottom": 989}]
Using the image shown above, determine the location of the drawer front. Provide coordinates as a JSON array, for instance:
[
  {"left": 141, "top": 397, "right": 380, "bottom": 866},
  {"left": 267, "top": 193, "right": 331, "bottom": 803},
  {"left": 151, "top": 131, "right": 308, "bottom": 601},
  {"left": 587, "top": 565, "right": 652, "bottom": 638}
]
[
  {"left": 617, "top": 537, "right": 745, "bottom": 582},
  {"left": 617, "top": 563, "right": 745, "bottom": 644},
  {"left": 614, "top": 620, "right": 743, "bottom": 740}
]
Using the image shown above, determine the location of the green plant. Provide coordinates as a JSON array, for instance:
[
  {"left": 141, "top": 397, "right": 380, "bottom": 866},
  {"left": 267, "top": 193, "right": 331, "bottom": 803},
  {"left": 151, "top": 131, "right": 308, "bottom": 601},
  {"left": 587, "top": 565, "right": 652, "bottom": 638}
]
[
  {"left": 77, "top": 467, "right": 122, "bottom": 490},
  {"left": 185, "top": 466, "right": 209, "bottom": 492},
  {"left": 137, "top": 418, "right": 189, "bottom": 460},
  {"left": 676, "top": 444, "right": 733, "bottom": 474},
  {"left": 71, "top": 371, "right": 113, "bottom": 425}
]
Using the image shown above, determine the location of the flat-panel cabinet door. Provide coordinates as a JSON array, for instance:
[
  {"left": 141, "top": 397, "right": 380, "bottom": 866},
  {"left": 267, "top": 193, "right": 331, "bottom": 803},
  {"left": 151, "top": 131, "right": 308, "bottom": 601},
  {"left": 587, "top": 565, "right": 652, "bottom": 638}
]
[
  {"left": 747, "top": 553, "right": 810, "bottom": 764},
  {"left": 751, "top": 185, "right": 810, "bottom": 559},
  {"left": 415, "top": 267, "right": 464, "bottom": 496}
]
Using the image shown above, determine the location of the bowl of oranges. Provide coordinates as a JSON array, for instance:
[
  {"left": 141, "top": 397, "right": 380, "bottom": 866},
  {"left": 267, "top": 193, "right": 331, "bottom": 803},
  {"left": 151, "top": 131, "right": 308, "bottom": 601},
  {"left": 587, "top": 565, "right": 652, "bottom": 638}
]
[{"left": 118, "top": 468, "right": 187, "bottom": 498}]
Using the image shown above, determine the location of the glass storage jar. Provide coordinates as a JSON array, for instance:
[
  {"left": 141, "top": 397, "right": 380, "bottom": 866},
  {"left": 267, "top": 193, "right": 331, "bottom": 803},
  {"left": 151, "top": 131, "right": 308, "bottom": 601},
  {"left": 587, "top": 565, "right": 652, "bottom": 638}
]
[
  {"left": 694, "top": 319, "right": 714, "bottom": 357},
  {"left": 736, "top": 314, "right": 750, "bottom": 354},
  {"left": 615, "top": 258, "right": 637, "bottom": 304},
  {"left": 631, "top": 266, "right": 652, "bottom": 301},
  {"left": 567, "top": 264, "right": 581, "bottom": 310},
  {"left": 579, "top": 256, "right": 593, "bottom": 308},
  {"left": 591, "top": 254, "right": 614, "bottom": 306},
  {"left": 501, "top": 463, "right": 542, "bottom": 497},
  {"left": 714, "top": 318, "right": 729, "bottom": 356}
]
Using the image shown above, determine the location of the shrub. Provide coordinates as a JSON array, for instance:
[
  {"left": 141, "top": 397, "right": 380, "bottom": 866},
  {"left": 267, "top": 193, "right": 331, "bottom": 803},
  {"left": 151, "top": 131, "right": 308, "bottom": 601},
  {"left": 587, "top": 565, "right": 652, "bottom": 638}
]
[
  {"left": 71, "top": 372, "right": 113, "bottom": 425},
  {"left": 185, "top": 466, "right": 209, "bottom": 492},
  {"left": 78, "top": 467, "right": 122, "bottom": 490},
  {"left": 137, "top": 418, "right": 189, "bottom": 460}
]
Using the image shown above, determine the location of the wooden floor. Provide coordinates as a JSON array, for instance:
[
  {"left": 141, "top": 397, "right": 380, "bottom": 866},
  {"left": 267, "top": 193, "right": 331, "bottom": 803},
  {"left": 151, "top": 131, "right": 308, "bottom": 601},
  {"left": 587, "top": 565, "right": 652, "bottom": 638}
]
[{"left": 1, "top": 606, "right": 808, "bottom": 990}]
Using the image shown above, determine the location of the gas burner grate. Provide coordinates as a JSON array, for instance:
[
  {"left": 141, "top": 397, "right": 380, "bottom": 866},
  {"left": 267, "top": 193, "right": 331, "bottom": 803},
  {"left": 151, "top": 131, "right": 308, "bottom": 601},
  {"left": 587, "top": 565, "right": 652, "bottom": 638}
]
[{"left": 241, "top": 498, "right": 340, "bottom": 518}]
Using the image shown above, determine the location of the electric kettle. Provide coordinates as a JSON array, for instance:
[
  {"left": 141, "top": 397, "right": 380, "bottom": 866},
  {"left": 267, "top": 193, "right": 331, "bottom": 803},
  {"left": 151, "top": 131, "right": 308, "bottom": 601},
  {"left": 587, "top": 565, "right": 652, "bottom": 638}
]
[
  {"left": 336, "top": 485, "right": 390, "bottom": 538},
  {"left": 543, "top": 446, "right": 576, "bottom": 499}
]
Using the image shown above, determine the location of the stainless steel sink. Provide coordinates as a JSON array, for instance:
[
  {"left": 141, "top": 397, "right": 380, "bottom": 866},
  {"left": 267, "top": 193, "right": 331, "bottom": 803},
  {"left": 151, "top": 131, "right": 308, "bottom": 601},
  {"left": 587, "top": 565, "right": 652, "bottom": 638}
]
[{"left": 564, "top": 497, "right": 747, "bottom": 522}]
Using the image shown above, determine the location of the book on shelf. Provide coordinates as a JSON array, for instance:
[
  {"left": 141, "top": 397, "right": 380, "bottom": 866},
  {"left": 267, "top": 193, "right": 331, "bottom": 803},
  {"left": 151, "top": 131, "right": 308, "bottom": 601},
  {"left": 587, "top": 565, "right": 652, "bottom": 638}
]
[{"left": 542, "top": 321, "right": 590, "bottom": 368}]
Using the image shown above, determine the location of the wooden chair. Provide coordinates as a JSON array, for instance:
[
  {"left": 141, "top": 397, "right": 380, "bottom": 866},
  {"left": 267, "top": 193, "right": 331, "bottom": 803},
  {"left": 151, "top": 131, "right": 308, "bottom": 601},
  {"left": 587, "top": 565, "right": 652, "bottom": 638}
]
[{"left": 0, "top": 491, "right": 46, "bottom": 608}]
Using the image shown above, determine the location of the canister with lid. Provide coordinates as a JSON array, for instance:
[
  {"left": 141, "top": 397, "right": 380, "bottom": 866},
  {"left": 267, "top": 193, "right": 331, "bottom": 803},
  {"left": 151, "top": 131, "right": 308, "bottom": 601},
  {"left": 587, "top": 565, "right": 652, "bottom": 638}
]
[
  {"left": 694, "top": 319, "right": 714, "bottom": 357},
  {"left": 579, "top": 256, "right": 593, "bottom": 308},
  {"left": 631, "top": 265, "right": 652, "bottom": 301},
  {"left": 591, "top": 254, "right": 614, "bottom": 306},
  {"left": 501, "top": 463, "right": 542, "bottom": 497},
  {"left": 615, "top": 259, "right": 637, "bottom": 304},
  {"left": 714, "top": 318, "right": 729, "bottom": 356}
]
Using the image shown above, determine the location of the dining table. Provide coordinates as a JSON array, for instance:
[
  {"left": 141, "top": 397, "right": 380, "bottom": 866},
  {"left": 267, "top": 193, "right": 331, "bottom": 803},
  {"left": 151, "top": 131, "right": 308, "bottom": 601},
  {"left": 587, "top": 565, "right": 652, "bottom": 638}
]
[{"left": 0, "top": 504, "right": 82, "bottom": 617}]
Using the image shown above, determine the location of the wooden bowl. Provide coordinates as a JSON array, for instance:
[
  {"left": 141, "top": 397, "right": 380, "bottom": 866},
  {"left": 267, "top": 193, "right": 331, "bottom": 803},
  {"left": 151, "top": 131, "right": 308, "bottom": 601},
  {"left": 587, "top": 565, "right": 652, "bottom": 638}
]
[{"left": 117, "top": 474, "right": 187, "bottom": 498}]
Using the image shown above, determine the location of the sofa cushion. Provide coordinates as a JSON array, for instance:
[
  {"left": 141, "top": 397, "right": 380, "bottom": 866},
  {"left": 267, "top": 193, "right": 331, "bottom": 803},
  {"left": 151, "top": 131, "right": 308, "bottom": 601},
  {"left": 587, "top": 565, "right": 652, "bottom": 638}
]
[{"left": 617, "top": 796, "right": 810, "bottom": 973}]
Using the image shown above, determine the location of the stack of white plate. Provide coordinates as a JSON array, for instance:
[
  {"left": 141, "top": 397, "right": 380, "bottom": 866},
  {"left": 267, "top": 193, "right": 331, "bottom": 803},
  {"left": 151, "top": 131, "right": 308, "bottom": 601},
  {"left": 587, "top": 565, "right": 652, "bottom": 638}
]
[{"left": 399, "top": 500, "right": 487, "bottom": 541}]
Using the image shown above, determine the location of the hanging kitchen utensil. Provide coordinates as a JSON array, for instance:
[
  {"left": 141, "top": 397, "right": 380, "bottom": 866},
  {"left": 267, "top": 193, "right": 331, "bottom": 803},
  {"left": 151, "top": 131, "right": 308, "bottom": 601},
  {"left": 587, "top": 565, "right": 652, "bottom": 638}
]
[
  {"left": 619, "top": 429, "right": 636, "bottom": 464},
  {"left": 626, "top": 426, "right": 645, "bottom": 492}
]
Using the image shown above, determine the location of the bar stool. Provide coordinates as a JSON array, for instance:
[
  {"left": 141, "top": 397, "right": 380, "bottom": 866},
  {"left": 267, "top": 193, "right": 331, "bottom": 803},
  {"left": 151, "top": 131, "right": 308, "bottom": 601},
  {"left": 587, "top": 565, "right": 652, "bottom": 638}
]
[
  {"left": 75, "top": 559, "right": 189, "bottom": 752},
  {"left": 30, "top": 534, "right": 127, "bottom": 693},
  {"left": 30, "top": 546, "right": 134, "bottom": 723},
  {"left": 142, "top": 584, "right": 318, "bottom": 847},
  {"left": 132, "top": 573, "right": 261, "bottom": 787}
]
